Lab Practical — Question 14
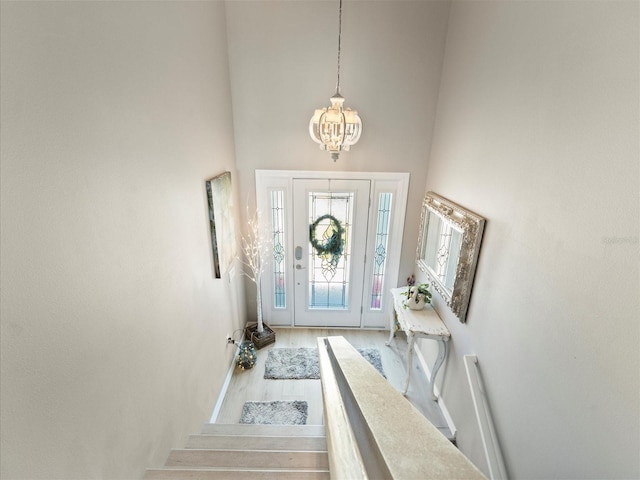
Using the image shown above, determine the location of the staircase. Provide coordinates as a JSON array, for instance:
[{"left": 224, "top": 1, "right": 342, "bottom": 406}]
[{"left": 144, "top": 423, "right": 329, "bottom": 479}]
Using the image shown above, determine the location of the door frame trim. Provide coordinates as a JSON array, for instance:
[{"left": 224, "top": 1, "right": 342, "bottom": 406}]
[{"left": 255, "top": 169, "right": 410, "bottom": 329}]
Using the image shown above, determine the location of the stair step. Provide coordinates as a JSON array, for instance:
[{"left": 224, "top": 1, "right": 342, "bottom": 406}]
[
  {"left": 144, "top": 468, "right": 330, "bottom": 479},
  {"left": 164, "top": 449, "right": 329, "bottom": 470},
  {"left": 200, "top": 423, "right": 325, "bottom": 437},
  {"left": 186, "top": 434, "right": 327, "bottom": 451}
]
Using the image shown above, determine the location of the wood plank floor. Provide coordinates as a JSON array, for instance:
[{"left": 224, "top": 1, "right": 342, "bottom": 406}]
[{"left": 214, "top": 327, "right": 451, "bottom": 437}]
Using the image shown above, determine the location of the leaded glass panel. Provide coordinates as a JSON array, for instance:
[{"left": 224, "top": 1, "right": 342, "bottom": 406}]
[
  {"left": 270, "top": 190, "right": 286, "bottom": 309},
  {"left": 308, "top": 191, "right": 353, "bottom": 310},
  {"left": 370, "top": 193, "right": 393, "bottom": 310}
]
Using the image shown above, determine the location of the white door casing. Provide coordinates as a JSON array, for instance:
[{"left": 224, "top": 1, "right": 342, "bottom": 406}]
[{"left": 255, "top": 170, "right": 409, "bottom": 329}]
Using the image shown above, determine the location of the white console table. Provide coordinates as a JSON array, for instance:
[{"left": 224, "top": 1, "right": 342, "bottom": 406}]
[{"left": 386, "top": 287, "right": 451, "bottom": 400}]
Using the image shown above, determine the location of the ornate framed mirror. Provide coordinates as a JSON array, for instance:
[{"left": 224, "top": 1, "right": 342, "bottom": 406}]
[{"left": 416, "top": 192, "right": 485, "bottom": 323}]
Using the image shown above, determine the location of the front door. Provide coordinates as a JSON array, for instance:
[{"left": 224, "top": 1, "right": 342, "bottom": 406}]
[{"left": 292, "top": 179, "right": 370, "bottom": 327}]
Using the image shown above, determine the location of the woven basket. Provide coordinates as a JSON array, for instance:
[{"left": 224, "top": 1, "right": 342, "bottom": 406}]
[{"left": 244, "top": 323, "right": 276, "bottom": 349}]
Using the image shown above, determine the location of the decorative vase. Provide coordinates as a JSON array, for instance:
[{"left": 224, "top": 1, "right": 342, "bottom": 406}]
[{"left": 406, "top": 286, "right": 426, "bottom": 310}]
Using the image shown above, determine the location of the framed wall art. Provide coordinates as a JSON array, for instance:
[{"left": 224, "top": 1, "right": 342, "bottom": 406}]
[{"left": 205, "top": 171, "right": 237, "bottom": 279}]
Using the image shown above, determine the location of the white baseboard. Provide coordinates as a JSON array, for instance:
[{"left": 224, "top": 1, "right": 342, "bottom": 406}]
[
  {"left": 414, "top": 346, "right": 457, "bottom": 440},
  {"left": 209, "top": 345, "right": 239, "bottom": 424}
]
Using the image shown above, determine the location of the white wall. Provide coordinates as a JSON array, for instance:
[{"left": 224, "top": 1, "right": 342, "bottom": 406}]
[
  {"left": 420, "top": 1, "right": 639, "bottom": 478},
  {"left": 225, "top": 1, "right": 451, "bottom": 315},
  {"left": 0, "top": 2, "right": 243, "bottom": 478}
]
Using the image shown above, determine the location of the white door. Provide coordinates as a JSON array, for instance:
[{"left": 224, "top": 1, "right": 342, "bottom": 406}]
[{"left": 292, "top": 179, "right": 370, "bottom": 327}]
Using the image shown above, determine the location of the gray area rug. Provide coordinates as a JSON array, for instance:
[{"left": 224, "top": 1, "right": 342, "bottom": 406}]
[
  {"left": 239, "top": 400, "right": 308, "bottom": 425},
  {"left": 358, "top": 348, "right": 387, "bottom": 378},
  {"left": 264, "top": 347, "right": 386, "bottom": 379}
]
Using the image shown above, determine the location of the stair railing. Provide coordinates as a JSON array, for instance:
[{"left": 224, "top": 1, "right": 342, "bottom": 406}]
[
  {"left": 318, "top": 336, "right": 487, "bottom": 479},
  {"left": 317, "top": 337, "right": 368, "bottom": 479}
]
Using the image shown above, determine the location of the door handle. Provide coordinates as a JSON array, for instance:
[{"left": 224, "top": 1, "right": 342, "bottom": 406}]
[{"left": 296, "top": 264, "right": 305, "bottom": 270}]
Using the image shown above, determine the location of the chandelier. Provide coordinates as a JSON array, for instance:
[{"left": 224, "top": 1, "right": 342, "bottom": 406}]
[{"left": 309, "top": 0, "right": 362, "bottom": 162}]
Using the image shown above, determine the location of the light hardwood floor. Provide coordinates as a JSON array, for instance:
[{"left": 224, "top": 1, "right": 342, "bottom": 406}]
[{"left": 214, "top": 327, "right": 451, "bottom": 437}]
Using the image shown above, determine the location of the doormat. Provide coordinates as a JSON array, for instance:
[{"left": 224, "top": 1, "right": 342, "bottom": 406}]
[
  {"left": 264, "top": 347, "right": 386, "bottom": 379},
  {"left": 239, "top": 400, "right": 308, "bottom": 425}
]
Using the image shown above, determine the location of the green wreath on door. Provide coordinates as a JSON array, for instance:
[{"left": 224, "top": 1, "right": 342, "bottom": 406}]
[{"left": 309, "top": 214, "right": 345, "bottom": 269}]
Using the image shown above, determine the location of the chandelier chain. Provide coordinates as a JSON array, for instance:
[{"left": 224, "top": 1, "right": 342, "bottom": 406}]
[{"left": 335, "top": 0, "right": 342, "bottom": 95}]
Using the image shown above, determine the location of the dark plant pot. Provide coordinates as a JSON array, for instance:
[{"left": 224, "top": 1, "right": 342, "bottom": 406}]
[{"left": 244, "top": 323, "right": 276, "bottom": 350}]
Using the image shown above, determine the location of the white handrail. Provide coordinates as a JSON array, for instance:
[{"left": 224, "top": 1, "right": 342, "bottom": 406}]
[
  {"left": 319, "top": 336, "right": 487, "bottom": 479},
  {"left": 464, "top": 354, "right": 509, "bottom": 480},
  {"left": 317, "top": 337, "right": 368, "bottom": 480}
]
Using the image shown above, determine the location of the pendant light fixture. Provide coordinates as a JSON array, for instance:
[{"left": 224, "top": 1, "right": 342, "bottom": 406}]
[{"left": 309, "top": 0, "right": 362, "bottom": 162}]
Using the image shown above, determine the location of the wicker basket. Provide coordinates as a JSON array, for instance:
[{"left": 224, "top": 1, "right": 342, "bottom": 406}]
[{"left": 244, "top": 323, "right": 276, "bottom": 349}]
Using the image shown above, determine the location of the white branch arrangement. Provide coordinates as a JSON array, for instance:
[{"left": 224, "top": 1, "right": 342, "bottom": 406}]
[{"left": 239, "top": 207, "right": 270, "bottom": 334}]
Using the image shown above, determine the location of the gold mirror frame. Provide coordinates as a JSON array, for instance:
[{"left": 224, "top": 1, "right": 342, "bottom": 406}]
[{"left": 416, "top": 192, "right": 485, "bottom": 323}]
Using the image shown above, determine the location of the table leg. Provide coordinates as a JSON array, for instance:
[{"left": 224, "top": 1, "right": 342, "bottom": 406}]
[
  {"left": 385, "top": 312, "right": 396, "bottom": 346},
  {"left": 403, "top": 332, "right": 416, "bottom": 395},
  {"left": 430, "top": 337, "right": 450, "bottom": 401}
]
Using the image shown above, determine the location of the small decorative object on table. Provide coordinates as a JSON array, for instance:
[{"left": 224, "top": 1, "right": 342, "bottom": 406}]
[
  {"left": 401, "top": 283, "right": 432, "bottom": 310},
  {"left": 236, "top": 341, "right": 257, "bottom": 370}
]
